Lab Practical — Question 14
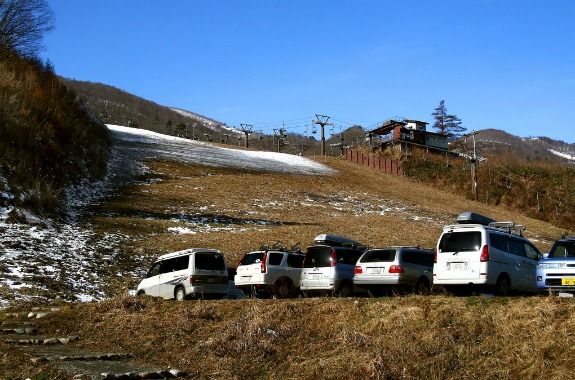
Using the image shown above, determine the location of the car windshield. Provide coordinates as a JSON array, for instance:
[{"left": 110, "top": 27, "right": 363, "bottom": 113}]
[
  {"left": 195, "top": 252, "right": 226, "bottom": 270},
  {"left": 239, "top": 251, "right": 264, "bottom": 265},
  {"left": 549, "top": 242, "right": 575, "bottom": 258},
  {"left": 360, "top": 249, "right": 396, "bottom": 263},
  {"left": 439, "top": 231, "right": 482, "bottom": 253}
]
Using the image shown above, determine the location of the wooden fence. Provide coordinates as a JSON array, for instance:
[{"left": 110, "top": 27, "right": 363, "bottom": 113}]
[{"left": 344, "top": 149, "right": 403, "bottom": 176}]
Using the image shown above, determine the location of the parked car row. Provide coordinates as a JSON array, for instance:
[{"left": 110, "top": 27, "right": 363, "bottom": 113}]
[{"left": 136, "top": 211, "right": 574, "bottom": 300}]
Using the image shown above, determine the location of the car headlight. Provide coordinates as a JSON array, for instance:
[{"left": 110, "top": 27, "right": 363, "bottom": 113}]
[{"left": 538, "top": 263, "right": 566, "bottom": 269}]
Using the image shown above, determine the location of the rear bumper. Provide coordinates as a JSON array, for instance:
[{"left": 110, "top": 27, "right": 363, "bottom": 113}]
[
  {"left": 432, "top": 278, "right": 488, "bottom": 285},
  {"left": 188, "top": 285, "right": 228, "bottom": 295},
  {"left": 300, "top": 282, "right": 334, "bottom": 291},
  {"left": 353, "top": 276, "right": 403, "bottom": 286}
]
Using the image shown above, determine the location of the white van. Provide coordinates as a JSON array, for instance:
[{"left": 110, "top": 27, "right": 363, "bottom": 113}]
[
  {"left": 433, "top": 212, "right": 542, "bottom": 295},
  {"left": 137, "top": 248, "right": 229, "bottom": 300},
  {"left": 300, "top": 234, "right": 367, "bottom": 297}
]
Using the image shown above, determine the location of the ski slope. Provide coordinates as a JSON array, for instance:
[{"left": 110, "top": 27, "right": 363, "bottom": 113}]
[{"left": 107, "top": 125, "right": 334, "bottom": 175}]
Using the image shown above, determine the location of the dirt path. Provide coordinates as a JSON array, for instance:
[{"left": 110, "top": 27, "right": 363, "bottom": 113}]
[{"left": 1, "top": 307, "right": 188, "bottom": 379}]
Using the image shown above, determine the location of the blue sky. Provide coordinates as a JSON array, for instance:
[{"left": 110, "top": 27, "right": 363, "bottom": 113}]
[{"left": 42, "top": 0, "right": 574, "bottom": 142}]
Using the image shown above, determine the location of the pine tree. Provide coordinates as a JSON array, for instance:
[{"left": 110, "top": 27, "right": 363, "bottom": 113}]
[
  {"left": 432, "top": 100, "right": 448, "bottom": 134},
  {"left": 444, "top": 114, "right": 466, "bottom": 140},
  {"left": 431, "top": 100, "right": 466, "bottom": 140}
]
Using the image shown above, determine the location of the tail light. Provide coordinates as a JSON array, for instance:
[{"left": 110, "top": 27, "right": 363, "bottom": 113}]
[
  {"left": 389, "top": 265, "right": 404, "bottom": 273},
  {"left": 480, "top": 245, "right": 489, "bottom": 262},
  {"left": 189, "top": 276, "right": 197, "bottom": 285},
  {"left": 354, "top": 266, "right": 363, "bottom": 274},
  {"left": 330, "top": 249, "right": 337, "bottom": 267},
  {"left": 261, "top": 251, "right": 268, "bottom": 273},
  {"left": 433, "top": 248, "right": 437, "bottom": 263}
]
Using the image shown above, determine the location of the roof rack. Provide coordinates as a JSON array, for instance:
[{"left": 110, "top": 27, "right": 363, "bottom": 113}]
[
  {"left": 456, "top": 211, "right": 495, "bottom": 226},
  {"left": 314, "top": 234, "right": 366, "bottom": 249},
  {"left": 488, "top": 221, "right": 526, "bottom": 237}
]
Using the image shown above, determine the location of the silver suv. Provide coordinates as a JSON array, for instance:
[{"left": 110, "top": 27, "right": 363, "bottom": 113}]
[
  {"left": 353, "top": 247, "right": 434, "bottom": 296},
  {"left": 234, "top": 250, "right": 304, "bottom": 298}
]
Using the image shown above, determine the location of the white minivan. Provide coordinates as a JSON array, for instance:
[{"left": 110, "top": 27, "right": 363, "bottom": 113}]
[
  {"left": 137, "top": 248, "right": 229, "bottom": 300},
  {"left": 300, "top": 234, "right": 367, "bottom": 297},
  {"left": 433, "top": 212, "right": 542, "bottom": 295}
]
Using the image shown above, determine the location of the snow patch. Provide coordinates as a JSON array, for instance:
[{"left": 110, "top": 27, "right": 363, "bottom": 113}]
[{"left": 549, "top": 149, "right": 575, "bottom": 161}]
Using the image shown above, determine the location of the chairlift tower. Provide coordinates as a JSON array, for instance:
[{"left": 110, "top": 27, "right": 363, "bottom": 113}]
[
  {"left": 273, "top": 128, "right": 288, "bottom": 153},
  {"left": 313, "top": 114, "right": 332, "bottom": 156},
  {"left": 239, "top": 123, "right": 253, "bottom": 148}
]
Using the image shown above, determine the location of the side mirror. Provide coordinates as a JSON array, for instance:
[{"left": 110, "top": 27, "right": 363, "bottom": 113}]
[{"left": 542, "top": 253, "right": 549, "bottom": 259}]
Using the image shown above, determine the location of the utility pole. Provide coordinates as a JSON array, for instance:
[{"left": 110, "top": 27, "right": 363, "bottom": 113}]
[
  {"left": 313, "top": 114, "right": 332, "bottom": 156},
  {"left": 469, "top": 130, "right": 480, "bottom": 201},
  {"left": 239, "top": 124, "right": 253, "bottom": 148}
]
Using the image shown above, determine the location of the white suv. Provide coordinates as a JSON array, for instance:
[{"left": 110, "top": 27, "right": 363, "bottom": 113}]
[
  {"left": 234, "top": 250, "right": 304, "bottom": 298},
  {"left": 137, "top": 248, "right": 229, "bottom": 300},
  {"left": 433, "top": 212, "right": 542, "bottom": 296}
]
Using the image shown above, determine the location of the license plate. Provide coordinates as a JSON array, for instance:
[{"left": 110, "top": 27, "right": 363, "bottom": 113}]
[
  {"left": 449, "top": 262, "right": 465, "bottom": 271},
  {"left": 562, "top": 278, "right": 575, "bottom": 286},
  {"left": 311, "top": 274, "right": 321, "bottom": 280},
  {"left": 368, "top": 267, "right": 382, "bottom": 275}
]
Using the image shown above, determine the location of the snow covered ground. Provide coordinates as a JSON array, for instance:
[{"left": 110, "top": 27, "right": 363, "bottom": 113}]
[
  {"left": 0, "top": 125, "right": 335, "bottom": 306},
  {"left": 108, "top": 125, "right": 334, "bottom": 175},
  {"left": 549, "top": 149, "right": 575, "bottom": 162}
]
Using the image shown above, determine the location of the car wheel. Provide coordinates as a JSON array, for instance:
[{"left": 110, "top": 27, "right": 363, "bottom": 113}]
[
  {"left": 174, "top": 286, "right": 186, "bottom": 301},
  {"left": 495, "top": 274, "right": 511, "bottom": 297},
  {"left": 336, "top": 282, "right": 353, "bottom": 297},
  {"left": 136, "top": 290, "right": 145, "bottom": 297},
  {"left": 414, "top": 277, "right": 431, "bottom": 295},
  {"left": 274, "top": 278, "right": 293, "bottom": 299}
]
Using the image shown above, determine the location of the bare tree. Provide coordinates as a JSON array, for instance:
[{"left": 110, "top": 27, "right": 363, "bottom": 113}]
[{"left": 0, "top": 0, "right": 54, "bottom": 57}]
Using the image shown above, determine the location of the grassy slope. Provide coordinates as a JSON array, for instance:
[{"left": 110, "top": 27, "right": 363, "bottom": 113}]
[
  {"left": 89, "top": 156, "right": 566, "bottom": 295},
  {"left": 3, "top": 155, "right": 572, "bottom": 379}
]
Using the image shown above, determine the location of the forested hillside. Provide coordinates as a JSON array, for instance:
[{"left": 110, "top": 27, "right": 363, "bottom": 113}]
[
  {"left": 63, "top": 79, "right": 221, "bottom": 138},
  {"left": 403, "top": 151, "right": 575, "bottom": 230},
  {"left": 0, "top": 50, "right": 109, "bottom": 217}
]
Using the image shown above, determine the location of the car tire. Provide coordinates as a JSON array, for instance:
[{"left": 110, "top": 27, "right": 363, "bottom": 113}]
[
  {"left": 336, "top": 281, "right": 353, "bottom": 297},
  {"left": 495, "top": 274, "right": 511, "bottom": 297},
  {"left": 136, "top": 290, "right": 145, "bottom": 297},
  {"left": 174, "top": 286, "right": 186, "bottom": 301},
  {"left": 274, "top": 278, "right": 293, "bottom": 299},
  {"left": 414, "top": 277, "right": 431, "bottom": 295}
]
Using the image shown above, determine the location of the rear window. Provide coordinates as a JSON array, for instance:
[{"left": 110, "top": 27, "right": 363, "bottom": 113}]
[
  {"left": 549, "top": 242, "right": 575, "bottom": 258},
  {"left": 239, "top": 251, "right": 264, "bottom": 265},
  {"left": 303, "top": 246, "right": 333, "bottom": 268},
  {"left": 360, "top": 249, "right": 396, "bottom": 263},
  {"left": 194, "top": 252, "right": 226, "bottom": 270},
  {"left": 439, "top": 231, "right": 482, "bottom": 253}
]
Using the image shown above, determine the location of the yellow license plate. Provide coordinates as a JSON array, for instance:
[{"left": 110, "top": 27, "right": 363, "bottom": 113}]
[{"left": 561, "top": 278, "right": 575, "bottom": 286}]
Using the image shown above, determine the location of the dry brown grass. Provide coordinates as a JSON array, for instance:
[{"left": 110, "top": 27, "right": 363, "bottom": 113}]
[
  {"left": 3, "top": 157, "right": 573, "bottom": 379},
  {"left": 17, "top": 295, "right": 575, "bottom": 380}
]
